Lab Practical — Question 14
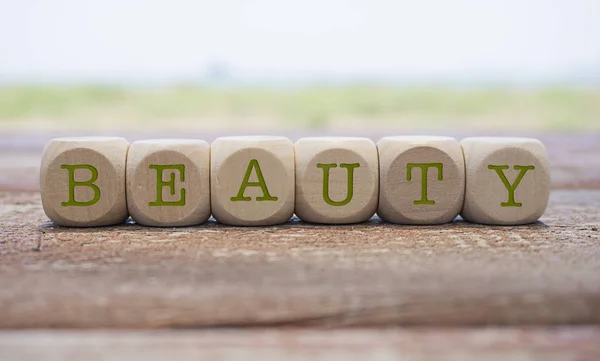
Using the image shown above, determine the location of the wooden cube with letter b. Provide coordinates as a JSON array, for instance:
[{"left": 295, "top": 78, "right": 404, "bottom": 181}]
[
  {"left": 126, "top": 139, "right": 211, "bottom": 227},
  {"left": 460, "top": 137, "right": 550, "bottom": 225},
  {"left": 210, "top": 136, "right": 295, "bottom": 226},
  {"left": 377, "top": 136, "right": 465, "bottom": 224},
  {"left": 40, "top": 137, "right": 130, "bottom": 227},
  {"left": 295, "top": 137, "right": 379, "bottom": 224}
]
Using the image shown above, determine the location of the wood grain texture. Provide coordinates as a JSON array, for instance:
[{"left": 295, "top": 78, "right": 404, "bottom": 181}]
[
  {"left": 126, "top": 139, "right": 210, "bottom": 227},
  {"left": 40, "top": 137, "right": 130, "bottom": 227},
  {"left": 1, "top": 131, "right": 599, "bottom": 331},
  {"left": 295, "top": 137, "right": 379, "bottom": 224},
  {"left": 461, "top": 137, "right": 551, "bottom": 225},
  {"left": 1, "top": 328, "right": 600, "bottom": 361},
  {"left": 0, "top": 190, "right": 599, "bottom": 328},
  {"left": 378, "top": 136, "right": 465, "bottom": 224},
  {"left": 210, "top": 136, "right": 295, "bottom": 226}
]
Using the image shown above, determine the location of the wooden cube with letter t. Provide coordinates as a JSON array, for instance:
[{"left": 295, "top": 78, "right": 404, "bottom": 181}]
[
  {"left": 460, "top": 137, "right": 550, "bottom": 225},
  {"left": 40, "top": 137, "right": 130, "bottom": 227},
  {"left": 295, "top": 137, "right": 379, "bottom": 224},
  {"left": 126, "top": 139, "right": 211, "bottom": 227},
  {"left": 377, "top": 136, "right": 465, "bottom": 224},
  {"left": 210, "top": 136, "right": 295, "bottom": 226}
]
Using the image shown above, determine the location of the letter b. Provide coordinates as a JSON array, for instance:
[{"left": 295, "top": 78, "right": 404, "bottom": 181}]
[
  {"left": 61, "top": 164, "right": 101, "bottom": 206},
  {"left": 40, "top": 137, "right": 129, "bottom": 227}
]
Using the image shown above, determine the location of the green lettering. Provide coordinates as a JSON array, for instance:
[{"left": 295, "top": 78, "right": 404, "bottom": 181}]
[
  {"left": 406, "top": 163, "right": 443, "bottom": 205},
  {"left": 61, "top": 164, "right": 101, "bottom": 206},
  {"left": 317, "top": 163, "right": 360, "bottom": 206},
  {"left": 488, "top": 165, "right": 535, "bottom": 207},
  {"left": 230, "top": 159, "right": 278, "bottom": 201},
  {"left": 148, "top": 164, "right": 186, "bottom": 206}
]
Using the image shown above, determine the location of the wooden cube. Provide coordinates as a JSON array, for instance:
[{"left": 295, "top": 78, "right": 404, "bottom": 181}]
[
  {"left": 460, "top": 137, "right": 550, "bottom": 225},
  {"left": 126, "top": 139, "right": 211, "bottom": 227},
  {"left": 40, "top": 137, "right": 129, "bottom": 227},
  {"left": 211, "top": 136, "right": 295, "bottom": 226},
  {"left": 377, "top": 136, "right": 465, "bottom": 224},
  {"left": 295, "top": 137, "right": 378, "bottom": 224}
]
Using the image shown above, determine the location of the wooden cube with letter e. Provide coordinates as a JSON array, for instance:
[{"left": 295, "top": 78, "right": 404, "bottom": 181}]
[{"left": 126, "top": 139, "right": 211, "bottom": 227}]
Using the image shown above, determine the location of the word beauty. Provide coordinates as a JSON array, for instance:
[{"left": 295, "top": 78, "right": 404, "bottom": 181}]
[{"left": 40, "top": 136, "right": 551, "bottom": 227}]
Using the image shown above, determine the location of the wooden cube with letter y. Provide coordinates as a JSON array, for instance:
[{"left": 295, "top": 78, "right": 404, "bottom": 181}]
[
  {"left": 210, "top": 136, "right": 295, "bottom": 226},
  {"left": 378, "top": 136, "right": 465, "bottom": 224},
  {"left": 295, "top": 137, "right": 379, "bottom": 224},
  {"left": 126, "top": 139, "right": 211, "bottom": 227},
  {"left": 460, "top": 137, "right": 550, "bottom": 225},
  {"left": 40, "top": 137, "right": 130, "bottom": 227}
]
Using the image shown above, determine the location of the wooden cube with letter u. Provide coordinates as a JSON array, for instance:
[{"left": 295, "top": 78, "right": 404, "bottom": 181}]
[
  {"left": 295, "top": 137, "right": 379, "bottom": 224},
  {"left": 210, "top": 136, "right": 295, "bottom": 226}
]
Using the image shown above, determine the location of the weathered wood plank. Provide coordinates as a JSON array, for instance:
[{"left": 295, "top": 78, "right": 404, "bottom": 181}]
[
  {"left": 1, "top": 328, "right": 599, "bottom": 361},
  {"left": 0, "top": 190, "right": 598, "bottom": 328},
  {"left": 1, "top": 131, "right": 599, "bottom": 328}
]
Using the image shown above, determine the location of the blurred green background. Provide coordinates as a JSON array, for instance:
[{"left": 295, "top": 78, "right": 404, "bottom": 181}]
[
  {"left": 1, "top": 86, "right": 598, "bottom": 132},
  {"left": 1, "top": 1, "right": 599, "bottom": 133}
]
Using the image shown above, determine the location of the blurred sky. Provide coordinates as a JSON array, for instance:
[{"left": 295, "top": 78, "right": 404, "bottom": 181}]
[{"left": 0, "top": 0, "right": 599, "bottom": 85}]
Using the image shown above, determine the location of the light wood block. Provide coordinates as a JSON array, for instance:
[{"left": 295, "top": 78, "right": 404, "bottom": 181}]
[
  {"left": 377, "top": 136, "right": 465, "bottom": 224},
  {"left": 211, "top": 136, "right": 295, "bottom": 226},
  {"left": 40, "top": 137, "right": 129, "bottom": 227},
  {"left": 460, "top": 137, "right": 550, "bottom": 225},
  {"left": 295, "top": 137, "right": 378, "bottom": 224},
  {"left": 126, "top": 139, "right": 211, "bottom": 227}
]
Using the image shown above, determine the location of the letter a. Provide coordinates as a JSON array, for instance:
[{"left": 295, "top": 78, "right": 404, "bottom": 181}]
[
  {"left": 317, "top": 163, "right": 360, "bottom": 206},
  {"left": 488, "top": 165, "right": 535, "bottom": 207},
  {"left": 61, "top": 164, "right": 101, "bottom": 206},
  {"left": 231, "top": 159, "right": 278, "bottom": 201}
]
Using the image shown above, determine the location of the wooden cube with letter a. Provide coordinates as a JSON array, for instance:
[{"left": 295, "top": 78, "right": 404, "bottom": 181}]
[
  {"left": 126, "top": 139, "right": 211, "bottom": 227},
  {"left": 377, "top": 136, "right": 465, "bottom": 224},
  {"left": 295, "top": 137, "right": 378, "bottom": 224},
  {"left": 460, "top": 137, "right": 550, "bottom": 225},
  {"left": 210, "top": 136, "right": 295, "bottom": 226},
  {"left": 40, "top": 137, "right": 129, "bottom": 227}
]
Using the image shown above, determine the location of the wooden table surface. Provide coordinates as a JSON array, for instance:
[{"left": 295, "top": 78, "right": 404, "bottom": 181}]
[{"left": 1, "top": 131, "right": 599, "bottom": 360}]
